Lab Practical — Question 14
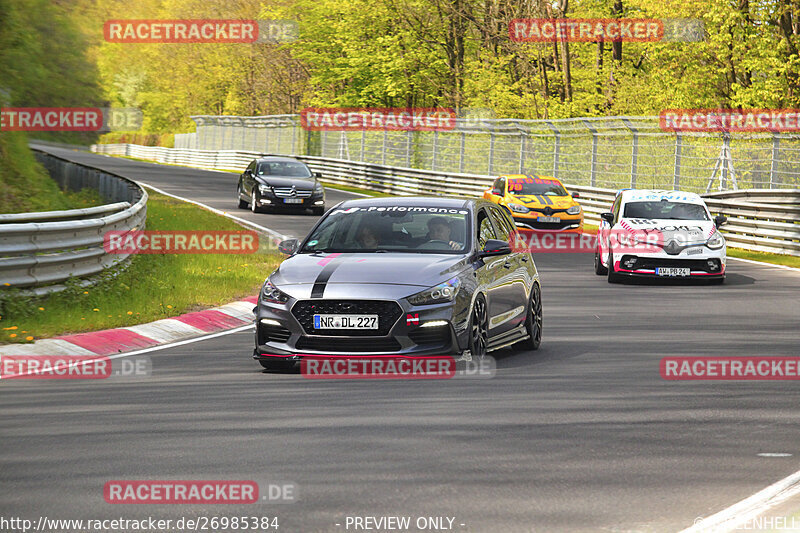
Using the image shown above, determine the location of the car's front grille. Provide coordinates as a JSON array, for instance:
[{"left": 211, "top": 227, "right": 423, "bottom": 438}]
[
  {"left": 296, "top": 337, "right": 401, "bottom": 352},
  {"left": 260, "top": 323, "right": 291, "bottom": 344},
  {"left": 621, "top": 255, "right": 721, "bottom": 272},
  {"left": 292, "top": 300, "right": 403, "bottom": 336},
  {"left": 273, "top": 187, "right": 312, "bottom": 198},
  {"left": 513, "top": 217, "right": 578, "bottom": 230},
  {"left": 408, "top": 326, "right": 450, "bottom": 348}
]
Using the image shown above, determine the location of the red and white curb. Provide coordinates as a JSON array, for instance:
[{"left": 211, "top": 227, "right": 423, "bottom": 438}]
[{"left": 0, "top": 296, "right": 258, "bottom": 357}]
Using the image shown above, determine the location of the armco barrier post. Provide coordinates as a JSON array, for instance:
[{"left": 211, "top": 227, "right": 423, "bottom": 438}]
[
  {"left": 674, "top": 133, "right": 682, "bottom": 190},
  {"left": 583, "top": 120, "right": 598, "bottom": 187},
  {"left": 546, "top": 121, "right": 560, "bottom": 179},
  {"left": 769, "top": 134, "right": 779, "bottom": 189},
  {"left": 622, "top": 118, "right": 639, "bottom": 188}
]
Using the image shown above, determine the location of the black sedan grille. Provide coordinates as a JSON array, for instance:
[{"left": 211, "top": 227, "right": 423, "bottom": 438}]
[
  {"left": 291, "top": 300, "right": 402, "bottom": 336},
  {"left": 296, "top": 337, "right": 401, "bottom": 352},
  {"left": 273, "top": 187, "right": 312, "bottom": 198}
]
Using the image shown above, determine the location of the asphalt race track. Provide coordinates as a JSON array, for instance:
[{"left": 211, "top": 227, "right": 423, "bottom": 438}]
[{"left": 2, "top": 145, "right": 800, "bottom": 532}]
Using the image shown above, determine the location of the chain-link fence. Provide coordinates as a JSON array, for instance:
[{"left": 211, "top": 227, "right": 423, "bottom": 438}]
[{"left": 178, "top": 115, "right": 800, "bottom": 193}]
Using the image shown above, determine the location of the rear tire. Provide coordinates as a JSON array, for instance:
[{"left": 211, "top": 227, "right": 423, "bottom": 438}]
[{"left": 607, "top": 250, "right": 623, "bottom": 284}]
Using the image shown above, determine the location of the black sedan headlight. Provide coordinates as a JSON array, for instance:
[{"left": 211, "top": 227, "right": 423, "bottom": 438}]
[
  {"left": 407, "top": 278, "right": 461, "bottom": 305},
  {"left": 261, "top": 279, "right": 290, "bottom": 304},
  {"left": 258, "top": 184, "right": 272, "bottom": 195}
]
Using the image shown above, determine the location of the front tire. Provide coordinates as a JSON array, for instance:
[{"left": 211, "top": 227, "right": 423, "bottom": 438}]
[
  {"left": 514, "top": 283, "right": 542, "bottom": 351},
  {"left": 250, "top": 190, "right": 261, "bottom": 214},
  {"left": 312, "top": 205, "right": 325, "bottom": 216},
  {"left": 594, "top": 244, "right": 607, "bottom": 275},
  {"left": 259, "top": 359, "right": 296, "bottom": 372},
  {"left": 237, "top": 184, "right": 248, "bottom": 209},
  {"left": 468, "top": 295, "right": 489, "bottom": 357},
  {"left": 607, "top": 250, "right": 623, "bottom": 283}
]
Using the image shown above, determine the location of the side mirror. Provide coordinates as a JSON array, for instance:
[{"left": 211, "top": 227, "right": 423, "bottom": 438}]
[
  {"left": 572, "top": 192, "right": 580, "bottom": 199},
  {"left": 600, "top": 212, "right": 614, "bottom": 225},
  {"left": 479, "top": 239, "right": 512, "bottom": 257},
  {"left": 278, "top": 238, "right": 299, "bottom": 255},
  {"left": 714, "top": 214, "right": 727, "bottom": 227},
  {"left": 315, "top": 172, "right": 322, "bottom": 178}
]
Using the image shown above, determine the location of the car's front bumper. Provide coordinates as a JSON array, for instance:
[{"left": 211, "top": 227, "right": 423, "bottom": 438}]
[
  {"left": 252, "top": 296, "right": 471, "bottom": 359},
  {"left": 257, "top": 190, "right": 324, "bottom": 208},
  {"left": 612, "top": 250, "right": 726, "bottom": 278},
  {"left": 512, "top": 213, "right": 583, "bottom": 232}
]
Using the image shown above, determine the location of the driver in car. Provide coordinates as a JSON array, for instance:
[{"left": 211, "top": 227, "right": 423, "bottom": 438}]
[{"left": 426, "top": 217, "right": 462, "bottom": 250}]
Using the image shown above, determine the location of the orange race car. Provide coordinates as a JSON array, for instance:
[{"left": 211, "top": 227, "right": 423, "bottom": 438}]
[{"left": 483, "top": 174, "right": 583, "bottom": 232}]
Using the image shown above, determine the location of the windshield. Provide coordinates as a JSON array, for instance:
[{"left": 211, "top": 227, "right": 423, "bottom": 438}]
[
  {"left": 300, "top": 206, "right": 470, "bottom": 253},
  {"left": 257, "top": 161, "right": 312, "bottom": 178},
  {"left": 623, "top": 201, "right": 709, "bottom": 220},
  {"left": 508, "top": 177, "right": 568, "bottom": 196}
]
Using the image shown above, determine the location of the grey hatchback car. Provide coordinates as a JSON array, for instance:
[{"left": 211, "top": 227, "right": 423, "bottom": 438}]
[{"left": 253, "top": 196, "right": 542, "bottom": 369}]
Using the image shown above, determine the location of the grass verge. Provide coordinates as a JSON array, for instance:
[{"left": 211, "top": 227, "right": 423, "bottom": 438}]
[{"left": 0, "top": 190, "right": 284, "bottom": 344}]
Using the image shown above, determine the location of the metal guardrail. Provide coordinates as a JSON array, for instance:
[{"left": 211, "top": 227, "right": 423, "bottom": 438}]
[
  {"left": 176, "top": 114, "right": 800, "bottom": 193},
  {"left": 91, "top": 143, "right": 800, "bottom": 257},
  {"left": 0, "top": 148, "right": 148, "bottom": 295}
]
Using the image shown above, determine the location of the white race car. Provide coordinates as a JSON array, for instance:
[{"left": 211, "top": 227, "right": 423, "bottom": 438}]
[{"left": 594, "top": 189, "right": 727, "bottom": 283}]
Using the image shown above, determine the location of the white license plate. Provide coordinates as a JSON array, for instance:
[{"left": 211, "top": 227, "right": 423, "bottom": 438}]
[
  {"left": 656, "top": 267, "right": 690, "bottom": 277},
  {"left": 313, "top": 314, "right": 378, "bottom": 329},
  {"left": 283, "top": 198, "right": 303, "bottom": 204},
  {"left": 537, "top": 216, "right": 560, "bottom": 223}
]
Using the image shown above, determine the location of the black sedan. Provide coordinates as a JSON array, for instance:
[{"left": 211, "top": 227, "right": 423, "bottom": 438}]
[
  {"left": 253, "top": 196, "right": 542, "bottom": 370},
  {"left": 237, "top": 156, "right": 325, "bottom": 215}
]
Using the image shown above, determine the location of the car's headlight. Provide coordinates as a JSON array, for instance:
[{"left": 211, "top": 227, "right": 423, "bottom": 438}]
[
  {"left": 706, "top": 230, "right": 725, "bottom": 250},
  {"left": 314, "top": 182, "right": 324, "bottom": 192},
  {"left": 508, "top": 203, "right": 529, "bottom": 213},
  {"left": 566, "top": 205, "right": 581, "bottom": 215},
  {"left": 261, "top": 279, "right": 290, "bottom": 304},
  {"left": 258, "top": 184, "right": 271, "bottom": 194},
  {"left": 407, "top": 277, "right": 461, "bottom": 305}
]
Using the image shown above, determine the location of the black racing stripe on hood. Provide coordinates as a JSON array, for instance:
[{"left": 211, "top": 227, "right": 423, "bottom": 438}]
[{"left": 310, "top": 256, "right": 346, "bottom": 298}]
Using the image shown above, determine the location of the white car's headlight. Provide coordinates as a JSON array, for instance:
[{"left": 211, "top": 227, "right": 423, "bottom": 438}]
[
  {"left": 508, "top": 203, "right": 529, "bottom": 214},
  {"left": 706, "top": 230, "right": 725, "bottom": 250},
  {"left": 566, "top": 205, "right": 581, "bottom": 215},
  {"left": 407, "top": 277, "right": 461, "bottom": 306},
  {"left": 261, "top": 279, "right": 290, "bottom": 304}
]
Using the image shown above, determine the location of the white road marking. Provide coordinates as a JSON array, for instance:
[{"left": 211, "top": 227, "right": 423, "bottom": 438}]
[
  {"left": 680, "top": 468, "right": 800, "bottom": 532},
  {"left": 757, "top": 453, "right": 793, "bottom": 457},
  {"left": 727, "top": 256, "right": 800, "bottom": 274},
  {"left": 137, "top": 182, "right": 290, "bottom": 242}
]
